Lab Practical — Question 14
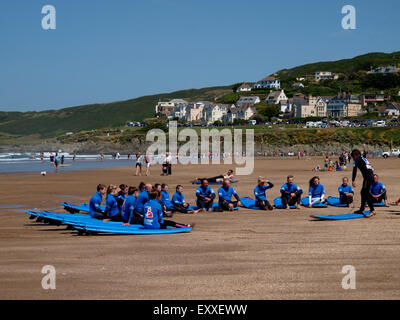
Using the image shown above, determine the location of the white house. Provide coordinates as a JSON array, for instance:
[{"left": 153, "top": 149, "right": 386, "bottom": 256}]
[
  {"left": 243, "top": 106, "right": 256, "bottom": 120},
  {"left": 155, "top": 99, "right": 187, "bottom": 117},
  {"left": 379, "top": 103, "right": 400, "bottom": 117},
  {"left": 203, "top": 104, "right": 230, "bottom": 123},
  {"left": 315, "top": 71, "right": 338, "bottom": 82},
  {"left": 236, "top": 96, "right": 260, "bottom": 108},
  {"left": 265, "top": 90, "right": 288, "bottom": 105},
  {"left": 236, "top": 83, "right": 252, "bottom": 92},
  {"left": 254, "top": 76, "right": 281, "bottom": 89}
]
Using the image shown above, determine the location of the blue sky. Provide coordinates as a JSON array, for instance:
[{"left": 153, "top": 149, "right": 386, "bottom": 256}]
[{"left": 0, "top": 0, "right": 399, "bottom": 111}]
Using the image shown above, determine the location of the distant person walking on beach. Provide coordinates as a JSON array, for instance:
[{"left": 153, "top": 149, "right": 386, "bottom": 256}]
[
  {"left": 100, "top": 153, "right": 104, "bottom": 161},
  {"left": 145, "top": 153, "right": 151, "bottom": 176},
  {"left": 135, "top": 153, "right": 143, "bottom": 176},
  {"left": 162, "top": 152, "right": 172, "bottom": 176},
  {"left": 40, "top": 152, "right": 44, "bottom": 163},
  {"left": 50, "top": 153, "right": 54, "bottom": 165},
  {"left": 54, "top": 152, "right": 60, "bottom": 171},
  {"left": 73, "top": 152, "right": 77, "bottom": 161},
  {"left": 61, "top": 155, "right": 65, "bottom": 165}
]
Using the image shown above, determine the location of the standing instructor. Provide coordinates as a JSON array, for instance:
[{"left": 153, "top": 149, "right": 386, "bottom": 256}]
[{"left": 351, "top": 149, "right": 375, "bottom": 218}]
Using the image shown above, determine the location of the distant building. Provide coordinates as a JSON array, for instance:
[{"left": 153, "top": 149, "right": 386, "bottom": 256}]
[
  {"left": 368, "top": 66, "right": 400, "bottom": 74},
  {"left": 254, "top": 76, "right": 281, "bottom": 89},
  {"left": 236, "top": 83, "right": 252, "bottom": 92},
  {"left": 156, "top": 99, "right": 187, "bottom": 117},
  {"left": 203, "top": 104, "right": 230, "bottom": 123},
  {"left": 359, "top": 93, "right": 390, "bottom": 107},
  {"left": 236, "top": 96, "right": 260, "bottom": 108},
  {"left": 327, "top": 94, "right": 362, "bottom": 118},
  {"left": 265, "top": 90, "right": 288, "bottom": 105},
  {"left": 315, "top": 71, "right": 338, "bottom": 82},
  {"left": 379, "top": 103, "right": 400, "bottom": 117},
  {"left": 291, "top": 82, "right": 304, "bottom": 89}
]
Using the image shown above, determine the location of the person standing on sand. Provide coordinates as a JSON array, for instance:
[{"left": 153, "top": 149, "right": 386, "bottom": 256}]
[
  {"left": 135, "top": 152, "right": 143, "bottom": 176},
  {"left": 351, "top": 149, "right": 375, "bottom": 218},
  {"left": 73, "top": 152, "right": 77, "bottom": 161},
  {"left": 162, "top": 152, "right": 172, "bottom": 176},
  {"left": 145, "top": 153, "right": 151, "bottom": 176},
  {"left": 40, "top": 152, "right": 44, "bottom": 163},
  {"left": 54, "top": 153, "right": 60, "bottom": 171}
]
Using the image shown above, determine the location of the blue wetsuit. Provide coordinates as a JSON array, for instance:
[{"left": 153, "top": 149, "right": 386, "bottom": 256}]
[
  {"left": 196, "top": 186, "right": 215, "bottom": 210},
  {"left": 105, "top": 193, "right": 120, "bottom": 219},
  {"left": 254, "top": 182, "right": 273, "bottom": 208},
  {"left": 143, "top": 199, "right": 163, "bottom": 229},
  {"left": 135, "top": 190, "right": 149, "bottom": 215},
  {"left": 89, "top": 192, "right": 104, "bottom": 219},
  {"left": 280, "top": 183, "right": 303, "bottom": 207},
  {"left": 218, "top": 186, "right": 240, "bottom": 210},
  {"left": 123, "top": 194, "right": 137, "bottom": 222},
  {"left": 338, "top": 184, "right": 354, "bottom": 205},
  {"left": 161, "top": 190, "right": 173, "bottom": 209}
]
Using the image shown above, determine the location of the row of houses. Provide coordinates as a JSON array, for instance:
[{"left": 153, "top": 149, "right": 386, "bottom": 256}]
[
  {"left": 156, "top": 90, "right": 398, "bottom": 122},
  {"left": 155, "top": 100, "right": 257, "bottom": 123}
]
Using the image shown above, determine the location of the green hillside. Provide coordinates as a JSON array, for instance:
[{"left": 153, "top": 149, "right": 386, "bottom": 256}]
[
  {"left": 276, "top": 52, "right": 400, "bottom": 78},
  {"left": 0, "top": 86, "right": 231, "bottom": 138}
]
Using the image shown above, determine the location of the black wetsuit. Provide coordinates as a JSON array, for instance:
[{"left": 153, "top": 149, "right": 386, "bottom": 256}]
[{"left": 352, "top": 157, "right": 374, "bottom": 212}]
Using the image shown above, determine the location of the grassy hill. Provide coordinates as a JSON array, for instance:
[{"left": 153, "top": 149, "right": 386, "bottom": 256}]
[
  {"left": 0, "top": 86, "right": 231, "bottom": 139},
  {"left": 276, "top": 52, "right": 400, "bottom": 78}
]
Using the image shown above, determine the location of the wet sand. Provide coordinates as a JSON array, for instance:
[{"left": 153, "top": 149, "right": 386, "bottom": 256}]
[{"left": 1, "top": 158, "right": 400, "bottom": 299}]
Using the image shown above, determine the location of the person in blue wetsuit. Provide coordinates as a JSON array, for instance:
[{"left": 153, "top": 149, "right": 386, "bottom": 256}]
[
  {"left": 370, "top": 174, "right": 388, "bottom": 206},
  {"left": 280, "top": 175, "right": 302, "bottom": 209},
  {"left": 116, "top": 184, "right": 128, "bottom": 214},
  {"left": 104, "top": 184, "right": 123, "bottom": 221},
  {"left": 254, "top": 177, "right": 273, "bottom": 210},
  {"left": 143, "top": 191, "right": 195, "bottom": 230},
  {"left": 89, "top": 184, "right": 107, "bottom": 219},
  {"left": 351, "top": 149, "right": 375, "bottom": 217},
  {"left": 135, "top": 183, "right": 152, "bottom": 216},
  {"left": 308, "top": 176, "right": 325, "bottom": 207},
  {"left": 172, "top": 185, "right": 199, "bottom": 214},
  {"left": 217, "top": 179, "right": 241, "bottom": 211},
  {"left": 338, "top": 177, "right": 354, "bottom": 207},
  {"left": 122, "top": 186, "right": 142, "bottom": 225},
  {"left": 196, "top": 179, "right": 216, "bottom": 211}
]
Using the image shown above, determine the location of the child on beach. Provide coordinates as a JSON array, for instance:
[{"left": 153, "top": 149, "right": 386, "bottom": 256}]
[
  {"left": 123, "top": 187, "right": 141, "bottom": 225},
  {"left": 143, "top": 191, "right": 195, "bottom": 230},
  {"left": 104, "top": 185, "right": 123, "bottom": 221},
  {"left": 254, "top": 177, "right": 274, "bottom": 210},
  {"left": 89, "top": 184, "right": 107, "bottom": 219},
  {"left": 135, "top": 183, "right": 152, "bottom": 216},
  {"left": 338, "top": 177, "right": 354, "bottom": 207}
]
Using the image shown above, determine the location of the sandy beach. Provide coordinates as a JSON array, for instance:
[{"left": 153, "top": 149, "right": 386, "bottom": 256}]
[{"left": 0, "top": 157, "right": 400, "bottom": 300}]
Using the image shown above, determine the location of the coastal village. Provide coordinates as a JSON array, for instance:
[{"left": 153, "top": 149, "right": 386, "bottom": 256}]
[{"left": 155, "top": 67, "right": 400, "bottom": 124}]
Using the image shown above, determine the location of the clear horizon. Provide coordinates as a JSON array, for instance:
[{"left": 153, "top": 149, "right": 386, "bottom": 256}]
[{"left": 1, "top": 0, "right": 399, "bottom": 112}]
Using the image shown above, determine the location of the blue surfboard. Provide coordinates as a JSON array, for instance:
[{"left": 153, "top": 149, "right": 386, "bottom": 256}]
[
  {"left": 327, "top": 196, "right": 349, "bottom": 207},
  {"left": 240, "top": 197, "right": 261, "bottom": 210},
  {"left": 75, "top": 224, "right": 192, "bottom": 235},
  {"left": 301, "top": 197, "right": 328, "bottom": 208},
  {"left": 273, "top": 197, "right": 297, "bottom": 209},
  {"left": 310, "top": 211, "right": 370, "bottom": 220},
  {"left": 365, "top": 201, "right": 386, "bottom": 207}
]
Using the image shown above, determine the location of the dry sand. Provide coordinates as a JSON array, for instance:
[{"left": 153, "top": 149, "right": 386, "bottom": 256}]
[{"left": 0, "top": 157, "right": 400, "bottom": 300}]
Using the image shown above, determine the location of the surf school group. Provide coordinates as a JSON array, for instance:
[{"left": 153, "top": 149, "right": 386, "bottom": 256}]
[{"left": 83, "top": 149, "right": 398, "bottom": 231}]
